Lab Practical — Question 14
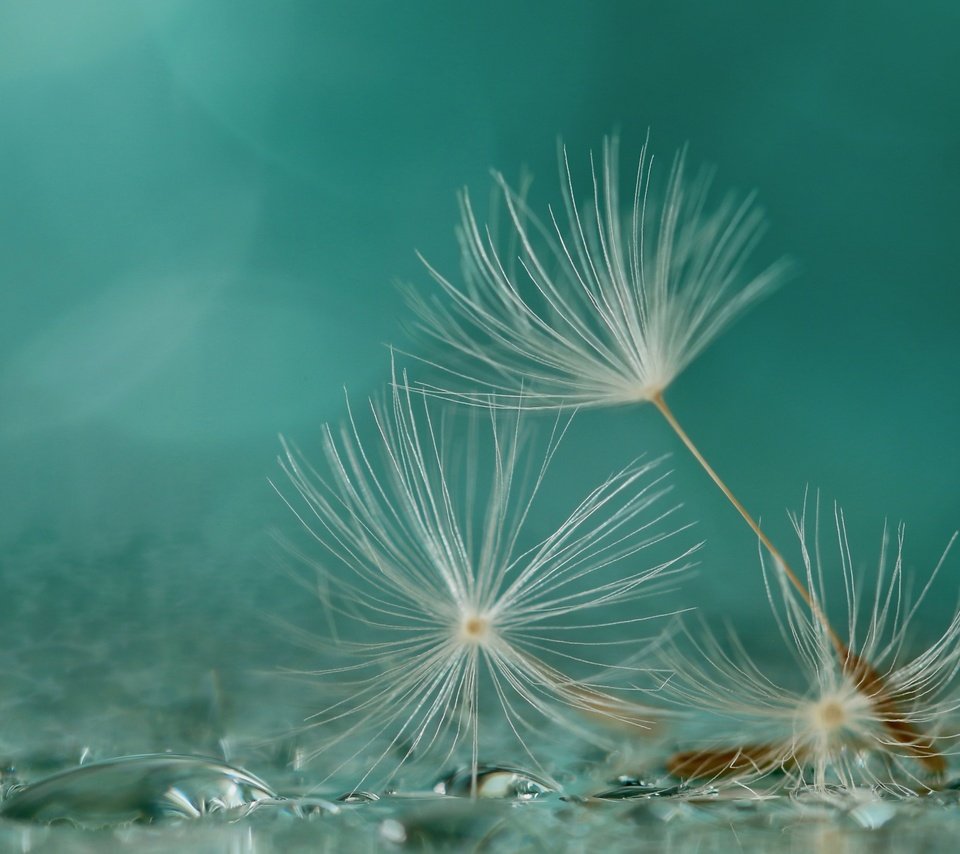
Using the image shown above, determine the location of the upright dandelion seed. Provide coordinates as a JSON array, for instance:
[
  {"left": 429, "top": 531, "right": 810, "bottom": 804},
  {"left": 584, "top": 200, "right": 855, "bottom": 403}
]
[{"left": 272, "top": 367, "right": 698, "bottom": 791}]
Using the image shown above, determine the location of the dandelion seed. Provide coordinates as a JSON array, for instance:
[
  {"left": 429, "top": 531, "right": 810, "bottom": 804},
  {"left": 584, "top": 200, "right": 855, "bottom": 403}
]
[
  {"left": 408, "top": 136, "right": 789, "bottom": 410},
  {"left": 271, "top": 364, "right": 698, "bottom": 792},
  {"left": 662, "top": 499, "right": 960, "bottom": 793}
]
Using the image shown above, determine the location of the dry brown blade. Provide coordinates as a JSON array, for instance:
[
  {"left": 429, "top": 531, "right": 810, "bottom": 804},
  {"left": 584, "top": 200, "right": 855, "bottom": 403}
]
[
  {"left": 666, "top": 743, "right": 794, "bottom": 779},
  {"left": 651, "top": 392, "right": 944, "bottom": 776}
]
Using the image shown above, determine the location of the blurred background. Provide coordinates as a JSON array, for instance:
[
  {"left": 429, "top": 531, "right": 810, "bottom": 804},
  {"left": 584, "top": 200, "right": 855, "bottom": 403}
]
[{"left": 1, "top": 0, "right": 959, "bottom": 759}]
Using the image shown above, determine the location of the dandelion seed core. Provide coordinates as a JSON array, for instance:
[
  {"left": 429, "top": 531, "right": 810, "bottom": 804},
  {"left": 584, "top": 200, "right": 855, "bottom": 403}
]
[
  {"left": 459, "top": 612, "right": 493, "bottom": 644},
  {"left": 810, "top": 697, "right": 847, "bottom": 732}
]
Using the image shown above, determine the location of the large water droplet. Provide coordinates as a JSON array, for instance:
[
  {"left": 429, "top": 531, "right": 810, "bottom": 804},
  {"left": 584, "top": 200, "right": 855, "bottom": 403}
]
[
  {"left": 432, "top": 763, "right": 557, "bottom": 799},
  {"left": 0, "top": 753, "right": 277, "bottom": 826}
]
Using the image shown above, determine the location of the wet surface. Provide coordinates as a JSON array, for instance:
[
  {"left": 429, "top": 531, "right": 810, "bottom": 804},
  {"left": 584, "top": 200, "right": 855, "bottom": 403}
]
[
  {"left": 1, "top": 747, "right": 959, "bottom": 852},
  {"left": 2, "top": 540, "right": 960, "bottom": 851}
]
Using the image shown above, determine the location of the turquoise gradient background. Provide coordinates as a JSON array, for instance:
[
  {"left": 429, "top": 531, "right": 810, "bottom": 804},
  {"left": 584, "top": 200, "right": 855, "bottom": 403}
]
[{"left": 1, "top": 0, "right": 959, "bottom": 686}]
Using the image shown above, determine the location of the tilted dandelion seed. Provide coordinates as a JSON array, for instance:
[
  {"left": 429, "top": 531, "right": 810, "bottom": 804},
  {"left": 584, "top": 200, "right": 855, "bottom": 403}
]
[
  {"left": 662, "top": 498, "right": 960, "bottom": 793},
  {"left": 271, "top": 366, "right": 699, "bottom": 791},
  {"left": 407, "top": 136, "right": 790, "bottom": 411}
]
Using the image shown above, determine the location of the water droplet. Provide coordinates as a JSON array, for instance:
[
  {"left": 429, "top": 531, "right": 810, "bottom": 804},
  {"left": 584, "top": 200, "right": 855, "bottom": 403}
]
[
  {"left": 337, "top": 790, "right": 380, "bottom": 804},
  {"left": 612, "top": 774, "right": 647, "bottom": 786},
  {"left": 593, "top": 780, "right": 688, "bottom": 800},
  {"left": 432, "top": 763, "right": 557, "bottom": 799},
  {"left": 0, "top": 753, "right": 277, "bottom": 826}
]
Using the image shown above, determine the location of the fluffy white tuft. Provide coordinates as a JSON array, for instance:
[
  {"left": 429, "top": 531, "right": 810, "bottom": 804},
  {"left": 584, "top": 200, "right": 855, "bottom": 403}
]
[
  {"left": 272, "top": 366, "right": 699, "bottom": 789},
  {"left": 406, "top": 136, "right": 791, "bottom": 409},
  {"left": 661, "top": 497, "right": 960, "bottom": 793}
]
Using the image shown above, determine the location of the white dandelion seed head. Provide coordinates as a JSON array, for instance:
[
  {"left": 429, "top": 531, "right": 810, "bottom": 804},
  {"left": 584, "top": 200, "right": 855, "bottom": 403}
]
[
  {"left": 662, "top": 495, "right": 960, "bottom": 793},
  {"left": 406, "top": 135, "right": 793, "bottom": 409},
  {"left": 271, "top": 360, "right": 699, "bottom": 789}
]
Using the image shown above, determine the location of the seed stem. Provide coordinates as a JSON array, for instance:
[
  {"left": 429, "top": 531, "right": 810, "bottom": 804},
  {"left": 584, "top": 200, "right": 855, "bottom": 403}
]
[{"left": 651, "top": 392, "right": 844, "bottom": 656}]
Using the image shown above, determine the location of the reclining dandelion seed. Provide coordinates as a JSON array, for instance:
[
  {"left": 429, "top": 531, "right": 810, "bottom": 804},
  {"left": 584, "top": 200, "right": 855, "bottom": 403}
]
[
  {"left": 661, "top": 500, "right": 960, "bottom": 792},
  {"left": 272, "top": 367, "right": 698, "bottom": 792},
  {"left": 405, "top": 136, "right": 950, "bottom": 783}
]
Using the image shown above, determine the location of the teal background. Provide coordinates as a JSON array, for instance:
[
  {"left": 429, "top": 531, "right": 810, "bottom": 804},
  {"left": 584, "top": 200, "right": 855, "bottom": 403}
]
[{"left": 1, "top": 0, "right": 959, "bottom": 688}]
